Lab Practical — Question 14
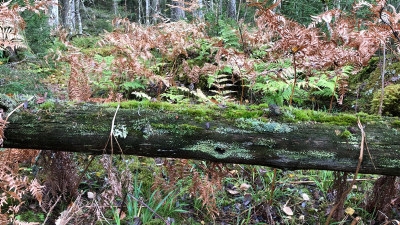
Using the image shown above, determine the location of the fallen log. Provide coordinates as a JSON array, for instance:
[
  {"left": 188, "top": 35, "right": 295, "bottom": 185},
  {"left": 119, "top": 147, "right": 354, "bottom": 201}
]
[{"left": 2, "top": 100, "right": 400, "bottom": 176}]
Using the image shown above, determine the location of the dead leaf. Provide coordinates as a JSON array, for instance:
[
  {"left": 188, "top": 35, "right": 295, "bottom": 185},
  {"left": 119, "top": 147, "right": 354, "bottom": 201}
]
[
  {"left": 226, "top": 188, "right": 240, "bottom": 195},
  {"left": 240, "top": 183, "right": 251, "bottom": 191},
  {"left": 282, "top": 200, "right": 293, "bottom": 216},
  {"left": 282, "top": 205, "right": 293, "bottom": 216},
  {"left": 301, "top": 193, "right": 310, "bottom": 201}
]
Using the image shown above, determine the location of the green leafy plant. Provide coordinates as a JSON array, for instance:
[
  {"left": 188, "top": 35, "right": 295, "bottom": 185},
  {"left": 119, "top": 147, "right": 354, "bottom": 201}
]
[
  {"left": 121, "top": 78, "right": 147, "bottom": 94},
  {"left": 371, "top": 84, "right": 400, "bottom": 116},
  {"left": 160, "top": 87, "right": 188, "bottom": 103},
  {"left": 218, "top": 20, "right": 240, "bottom": 49},
  {"left": 91, "top": 54, "right": 116, "bottom": 96},
  {"left": 207, "top": 67, "right": 236, "bottom": 103}
]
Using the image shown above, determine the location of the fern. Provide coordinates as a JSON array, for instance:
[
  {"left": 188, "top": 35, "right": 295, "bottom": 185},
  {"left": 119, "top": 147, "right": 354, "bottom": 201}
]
[
  {"left": 218, "top": 20, "right": 240, "bottom": 49},
  {"left": 131, "top": 91, "right": 151, "bottom": 100},
  {"left": 29, "top": 178, "right": 44, "bottom": 206},
  {"left": 309, "top": 74, "right": 337, "bottom": 98}
]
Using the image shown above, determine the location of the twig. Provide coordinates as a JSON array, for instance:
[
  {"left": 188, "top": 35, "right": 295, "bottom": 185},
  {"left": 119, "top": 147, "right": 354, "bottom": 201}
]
[
  {"left": 74, "top": 156, "right": 96, "bottom": 193},
  {"left": 43, "top": 195, "right": 62, "bottom": 224},
  {"left": 102, "top": 104, "right": 120, "bottom": 154},
  {"left": 5, "top": 96, "right": 35, "bottom": 121},
  {"left": 325, "top": 117, "right": 365, "bottom": 225}
]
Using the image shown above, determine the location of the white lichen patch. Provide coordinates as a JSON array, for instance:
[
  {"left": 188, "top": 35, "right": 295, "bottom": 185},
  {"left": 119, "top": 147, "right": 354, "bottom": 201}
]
[
  {"left": 277, "top": 149, "right": 335, "bottom": 160},
  {"left": 254, "top": 138, "right": 276, "bottom": 148},
  {"left": 235, "top": 118, "right": 294, "bottom": 133},
  {"left": 184, "top": 140, "right": 253, "bottom": 159},
  {"left": 113, "top": 124, "right": 128, "bottom": 139},
  {"left": 215, "top": 127, "right": 251, "bottom": 134},
  {"left": 307, "top": 150, "right": 335, "bottom": 159}
]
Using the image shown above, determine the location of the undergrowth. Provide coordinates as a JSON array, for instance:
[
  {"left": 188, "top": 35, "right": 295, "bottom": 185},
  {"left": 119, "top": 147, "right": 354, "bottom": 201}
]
[{"left": 0, "top": 149, "right": 391, "bottom": 224}]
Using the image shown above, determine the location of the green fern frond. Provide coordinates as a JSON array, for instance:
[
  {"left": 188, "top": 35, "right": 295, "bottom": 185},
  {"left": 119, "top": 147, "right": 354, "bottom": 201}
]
[{"left": 132, "top": 91, "right": 151, "bottom": 100}]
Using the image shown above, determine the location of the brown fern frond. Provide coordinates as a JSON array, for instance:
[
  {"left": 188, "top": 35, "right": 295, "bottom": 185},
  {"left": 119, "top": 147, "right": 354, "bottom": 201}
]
[
  {"left": 0, "top": 1, "right": 26, "bottom": 51},
  {"left": 67, "top": 54, "right": 92, "bottom": 101},
  {"left": 30, "top": 178, "right": 44, "bottom": 206},
  {"left": 54, "top": 194, "right": 83, "bottom": 225},
  {"left": 39, "top": 151, "right": 79, "bottom": 211}
]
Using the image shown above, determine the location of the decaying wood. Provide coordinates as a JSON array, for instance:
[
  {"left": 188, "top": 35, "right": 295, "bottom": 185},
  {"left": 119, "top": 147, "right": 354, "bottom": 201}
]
[{"left": 2, "top": 102, "right": 400, "bottom": 176}]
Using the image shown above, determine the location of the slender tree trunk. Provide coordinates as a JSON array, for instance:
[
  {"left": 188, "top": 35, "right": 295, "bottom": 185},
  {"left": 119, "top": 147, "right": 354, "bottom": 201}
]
[
  {"left": 48, "top": 0, "right": 59, "bottom": 29},
  {"left": 145, "top": 0, "right": 150, "bottom": 25},
  {"left": 321, "top": 0, "right": 332, "bottom": 38},
  {"left": 172, "top": 0, "right": 186, "bottom": 21},
  {"left": 194, "top": 0, "right": 204, "bottom": 21},
  {"left": 218, "top": 0, "right": 222, "bottom": 18},
  {"left": 378, "top": 42, "right": 386, "bottom": 116},
  {"left": 62, "top": 0, "right": 76, "bottom": 34},
  {"left": 228, "top": 0, "right": 236, "bottom": 19},
  {"left": 75, "top": 0, "right": 82, "bottom": 35},
  {"left": 113, "top": 0, "right": 119, "bottom": 15},
  {"left": 138, "top": 0, "right": 142, "bottom": 24},
  {"left": 152, "top": 0, "right": 160, "bottom": 24},
  {"left": 236, "top": 0, "right": 241, "bottom": 21}
]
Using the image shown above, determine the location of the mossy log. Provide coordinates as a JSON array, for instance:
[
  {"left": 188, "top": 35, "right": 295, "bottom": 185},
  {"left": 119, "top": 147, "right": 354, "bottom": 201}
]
[{"left": 2, "top": 101, "right": 400, "bottom": 176}]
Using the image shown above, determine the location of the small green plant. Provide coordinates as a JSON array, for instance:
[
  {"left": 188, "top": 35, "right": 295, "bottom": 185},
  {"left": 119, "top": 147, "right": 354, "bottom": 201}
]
[
  {"left": 218, "top": 20, "right": 240, "bottom": 49},
  {"left": 90, "top": 54, "right": 117, "bottom": 97},
  {"left": 71, "top": 36, "right": 101, "bottom": 49},
  {"left": 160, "top": 86, "right": 187, "bottom": 103},
  {"left": 207, "top": 67, "right": 236, "bottom": 103},
  {"left": 371, "top": 84, "right": 400, "bottom": 116}
]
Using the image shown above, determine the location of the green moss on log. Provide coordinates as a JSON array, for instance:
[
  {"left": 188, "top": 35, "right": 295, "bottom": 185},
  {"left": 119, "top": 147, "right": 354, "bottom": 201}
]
[{"left": 184, "top": 140, "right": 253, "bottom": 159}]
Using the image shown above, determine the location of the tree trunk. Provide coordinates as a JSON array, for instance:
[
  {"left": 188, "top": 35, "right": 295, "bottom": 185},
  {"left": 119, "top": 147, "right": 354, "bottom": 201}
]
[
  {"left": 48, "top": 0, "right": 59, "bottom": 28},
  {"left": 3, "top": 102, "right": 400, "bottom": 176},
  {"left": 145, "top": 0, "right": 150, "bottom": 25},
  {"left": 138, "top": 0, "right": 142, "bottom": 24},
  {"left": 152, "top": 0, "right": 160, "bottom": 24},
  {"left": 172, "top": 0, "right": 186, "bottom": 21},
  {"left": 75, "top": 0, "right": 82, "bottom": 35},
  {"left": 113, "top": 0, "right": 119, "bottom": 15},
  {"left": 62, "top": 0, "right": 76, "bottom": 34},
  {"left": 194, "top": 0, "right": 204, "bottom": 21},
  {"left": 228, "top": 0, "right": 236, "bottom": 19}
]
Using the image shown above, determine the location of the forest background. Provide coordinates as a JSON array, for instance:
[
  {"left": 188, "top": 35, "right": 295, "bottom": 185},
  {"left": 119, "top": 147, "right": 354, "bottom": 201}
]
[{"left": 1, "top": 0, "right": 400, "bottom": 224}]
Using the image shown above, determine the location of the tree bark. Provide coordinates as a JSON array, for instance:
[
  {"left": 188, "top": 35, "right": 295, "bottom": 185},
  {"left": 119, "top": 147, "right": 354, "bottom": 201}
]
[
  {"left": 75, "top": 0, "right": 82, "bottom": 35},
  {"left": 152, "top": 0, "right": 160, "bottom": 24},
  {"left": 48, "top": 0, "right": 59, "bottom": 28},
  {"left": 145, "top": 0, "right": 150, "bottom": 25},
  {"left": 172, "top": 0, "right": 186, "bottom": 21},
  {"left": 3, "top": 102, "right": 400, "bottom": 176},
  {"left": 228, "top": 0, "right": 236, "bottom": 19},
  {"left": 113, "top": 0, "right": 119, "bottom": 15},
  {"left": 61, "top": 0, "right": 76, "bottom": 34},
  {"left": 194, "top": 0, "right": 204, "bottom": 21}
]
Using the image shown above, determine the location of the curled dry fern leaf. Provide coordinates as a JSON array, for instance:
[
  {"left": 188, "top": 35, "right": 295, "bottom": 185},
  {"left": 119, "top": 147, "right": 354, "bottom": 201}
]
[{"left": 30, "top": 178, "right": 44, "bottom": 206}]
